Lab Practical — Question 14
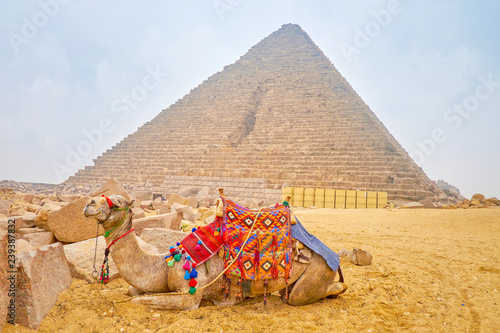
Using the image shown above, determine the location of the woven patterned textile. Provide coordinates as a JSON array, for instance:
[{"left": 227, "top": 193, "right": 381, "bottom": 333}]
[
  {"left": 181, "top": 217, "right": 223, "bottom": 265},
  {"left": 222, "top": 198, "right": 292, "bottom": 280}
]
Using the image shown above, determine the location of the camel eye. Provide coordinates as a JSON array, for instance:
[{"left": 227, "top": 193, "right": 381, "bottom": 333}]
[{"left": 90, "top": 199, "right": 95, "bottom": 205}]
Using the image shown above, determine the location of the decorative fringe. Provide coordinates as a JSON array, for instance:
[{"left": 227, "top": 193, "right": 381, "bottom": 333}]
[
  {"left": 263, "top": 280, "right": 268, "bottom": 306},
  {"left": 235, "top": 277, "right": 243, "bottom": 302},
  {"left": 165, "top": 241, "right": 199, "bottom": 294},
  {"left": 100, "top": 248, "right": 110, "bottom": 284},
  {"left": 224, "top": 276, "right": 231, "bottom": 299}
]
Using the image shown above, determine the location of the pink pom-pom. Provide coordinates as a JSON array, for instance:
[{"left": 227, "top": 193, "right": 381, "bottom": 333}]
[
  {"left": 195, "top": 244, "right": 201, "bottom": 251},
  {"left": 182, "top": 262, "right": 190, "bottom": 270}
]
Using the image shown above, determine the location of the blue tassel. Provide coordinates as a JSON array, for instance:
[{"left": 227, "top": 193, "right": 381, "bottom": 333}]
[
  {"left": 190, "top": 269, "right": 198, "bottom": 278},
  {"left": 184, "top": 270, "right": 191, "bottom": 280},
  {"left": 192, "top": 227, "right": 197, "bottom": 233}
]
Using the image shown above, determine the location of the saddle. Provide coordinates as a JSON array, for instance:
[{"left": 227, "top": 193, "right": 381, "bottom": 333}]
[
  {"left": 222, "top": 198, "right": 292, "bottom": 281},
  {"left": 180, "top": 197, "right": 292, "bottom": 282}
]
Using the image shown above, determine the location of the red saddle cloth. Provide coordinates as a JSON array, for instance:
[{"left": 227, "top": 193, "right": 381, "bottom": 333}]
[{"left": 181, "top": 217, "right": 223, "bottom": 265}]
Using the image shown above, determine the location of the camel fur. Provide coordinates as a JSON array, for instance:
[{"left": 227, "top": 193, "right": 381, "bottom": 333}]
[{"left": 83, "top": 195, "right": 347, "bottom": 310}]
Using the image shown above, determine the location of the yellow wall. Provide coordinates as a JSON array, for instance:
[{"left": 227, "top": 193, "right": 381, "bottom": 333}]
[
  {"left": 335, "top": 190, "right": 346, "bottom": 209},
  {"left": 315, "top": 188, "right": 326, "bottom": 208},
  {"left": 325, "top": 189, "right": 335, "bottom": 208},
  {"left": 356, "top": 191, "right": 367, "bottom": 209},
  {"left": 282, "top": 187, "right": 388, "bottom": 209},
  {"left": 292, "top": 187, "right": 304, "bottom": 207},
  {"left": 367, "top": 191, "right": 377, "bottom": 209},
  {"left": 346, "top": 190, "right": 356, "bottom": 209},
  {"left": 304, "top": 188, "right": 315, "bottom": 207}
]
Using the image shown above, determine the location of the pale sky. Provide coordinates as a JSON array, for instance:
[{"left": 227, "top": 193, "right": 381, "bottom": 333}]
[{"left": 1, "top": 0, "right": 499, "bottom": 199}]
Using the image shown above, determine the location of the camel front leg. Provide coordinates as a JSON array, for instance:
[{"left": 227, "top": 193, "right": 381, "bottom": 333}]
[{"left": 130, "top": 292, "right": 203, "bottom": 310}]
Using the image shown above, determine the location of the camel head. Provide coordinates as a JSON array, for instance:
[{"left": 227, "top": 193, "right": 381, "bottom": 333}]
[{"left": 84, "top": 195, "right": 134, "bottom": 230}]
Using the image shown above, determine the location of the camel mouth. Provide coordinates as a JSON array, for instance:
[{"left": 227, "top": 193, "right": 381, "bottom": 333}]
[{"left": 83, "top": 209, "right": 103, "bottom": 220}]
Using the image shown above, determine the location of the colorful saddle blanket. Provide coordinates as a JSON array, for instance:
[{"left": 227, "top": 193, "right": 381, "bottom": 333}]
[{"left": 222, "top": 198, "right": 292, "bottom": 280}]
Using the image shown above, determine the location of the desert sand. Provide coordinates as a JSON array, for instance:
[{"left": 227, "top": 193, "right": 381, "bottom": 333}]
[{"left": 3, "top": 208, "right": 499, "bottom": 332}]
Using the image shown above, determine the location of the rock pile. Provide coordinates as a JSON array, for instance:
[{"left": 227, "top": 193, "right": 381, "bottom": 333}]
[
  {"left": 454, "top": 193, "right": 500, "bottom": 209},
  {"left": 0, "top": 178, "right": 227, "bottom": 329}
]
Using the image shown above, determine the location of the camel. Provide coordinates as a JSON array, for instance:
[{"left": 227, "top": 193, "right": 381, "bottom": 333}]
[{"left": 83, "top": 195, "right": 347, "bottom": 310}]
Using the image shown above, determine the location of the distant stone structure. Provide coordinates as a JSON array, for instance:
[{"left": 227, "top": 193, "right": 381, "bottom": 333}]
[{"left": 63, "top": 24, "right": 438, "bottom": 202}]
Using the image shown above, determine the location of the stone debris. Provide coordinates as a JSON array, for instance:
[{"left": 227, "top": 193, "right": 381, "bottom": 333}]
[
  {"left": 453, "top": 193, "right": 499, "bottom": 209},
  {"left": 63, "top": 236, "right": 119, "bottom": 283},
  {"left": 0, "top": 199, "right": 10, "bottom": 216},
  {"left": 16, "top": 238, "right": 35, "bottom": 253},
  {"left": 0, "top": 216, "right": 36, "bottom": 232},
  {"left": 139, "top": 228, "right": 187, "bottom": 253},
  {"left": 56, "top": 193, "right": 72, "bottom": 202},
  {"left": 24, "top": 194, "right": 34, "bottom": 203},
  {"left": 339, "top": 248, "right": 373, "bottom": 266},
  {"left": 23, "top": 232, "right": 57, "bottom": 248},
  {"left": 47, "top": 197, "right": 104, "bottom": 243},
  {"left": 401, "top": 202, "right": 425, "bottom": 209},
  {"left": 132, "top": 212, "right": 182, "bottom": 236},
  {"left": 132, "top": 208, "right": 146, "bottom": 220},
  {"left": 13, "top": 243, "right": 73, "bottom": 329},
  {"left": 166, "top": 193, "right": 188, "bottom": 206},
  {"left": 91, "top": 178, "right": 132, "bottom": 201},
  {"left": 34, "top": 202, "right": 62, "bottom": 231}
]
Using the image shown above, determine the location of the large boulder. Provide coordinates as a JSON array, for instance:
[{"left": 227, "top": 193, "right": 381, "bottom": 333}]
[
  {"left": 132, "top": 208, "right": 146, "bottom": 220},
  {"left": 34, "top": 202, "right": 62, "bottom": 231},
  {"left": 24, "top": 194, "right": 34, "bottom": 204},
  {"left": 139, "top": 228, "right": 187, "bottom": 253},
  {"left": 23, "top": 232, "right": 57, "bottom": 248},
  {"left": 91, "top": 178, "right": 131, "bottom": 201},
  {"left": 166, "top": 193, "right": 188, "bottom": 206},
  {"left": 0, "top": 199, "right": 11, "bottom": 215},
  {"left": 419, "top": 199, "right": 436, "bottom": 209},
  {"left": 63, "top": 236, "right": 119, "bottom": 283},
  {"left": 484, "top": 197, "right": 500, "bottom": 207},
  {"left": 0, "top": 231, "right": 9, "bottom": 331},
  {"left": 8, "top": 203, "right": 25, "bottom": 217},
  {"left": 132, "top": 212, "right": 182, "bottom": 236},
  {"left": 172, "top": 203, "right": 200, "bottom": 222},
  {"left": 14, "top": 243, "right": 73, "bottom": 329},
  {"left": 16, "top": 239, "right": 35, "bottom": 253},
  {"left": 0, "top": 216, "right": 34, "bottom": 232},
  {"left": 56, "top": 193, "right": 72, "bottom": 203},
  {"left": 401, "top": 202, "right": 425, "bottom": 209},
  {"left": 17, "top": 227, "right": 45, "bottom": 235},
  {"left": 186, "top": 197, "right": 199, "bottom": 209},
  {"left": 47, "top": 197, "right": 104, "bottom": 243},
  {"left": 63, "top": 235, "right": 158, "bottom": 283},
  {"left": 470, "top": 193, "right": 485, "bottom": 203},
  {"left": 339, "top": 248, "right": 373, "bottom": 266}
]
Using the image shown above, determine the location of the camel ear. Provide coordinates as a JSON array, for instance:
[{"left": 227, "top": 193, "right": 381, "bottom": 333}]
[{"left": 109, "top": 195, "right": 127, "bottom": 208}]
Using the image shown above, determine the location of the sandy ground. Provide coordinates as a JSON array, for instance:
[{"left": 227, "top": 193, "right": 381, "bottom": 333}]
[{"left": 4, "top": 208, "right": 499, "bottom": 333}]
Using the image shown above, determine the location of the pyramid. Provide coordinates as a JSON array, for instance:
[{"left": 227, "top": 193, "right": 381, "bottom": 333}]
[{"left": 65, "top": 24, "right": 435, "bottom": 202}]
